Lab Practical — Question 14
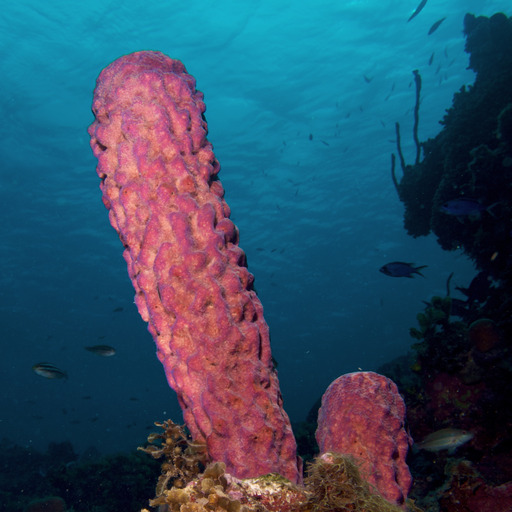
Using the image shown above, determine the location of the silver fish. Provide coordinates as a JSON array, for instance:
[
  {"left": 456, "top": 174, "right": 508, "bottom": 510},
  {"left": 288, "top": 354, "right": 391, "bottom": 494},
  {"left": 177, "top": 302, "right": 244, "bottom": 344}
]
[
  {"left": 85, "top": 345, "right": 116, "bottom": 357},
  {"left": 416, "top": 428, "right": 473, "bottom": 453},
  {"left": 32, "top": 362, "right": 68, "bottom": 379}
]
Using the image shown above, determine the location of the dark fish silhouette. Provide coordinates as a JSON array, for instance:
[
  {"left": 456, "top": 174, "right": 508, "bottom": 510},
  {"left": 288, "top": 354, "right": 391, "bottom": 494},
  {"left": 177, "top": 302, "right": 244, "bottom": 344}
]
[
  {"left": 32, "top": 362, "right": 68, "bottom": 379},
  {"left": 440, "top": 198, "right": 497, "bottom": 219},
  {"left": 456, "top": 271, "right": 492, "bottom": 304},
  {"left": 380, "top": 261, "right": 427, "bottom": 278},
  {"left": 408, "top": 0, "right": 427, "bottom": 22},
  {"left": 428, "top": 17, "right": 446, "bottom": 35},
  {"left": 85, "top": 345, "right": 116, "bottom": 357}
]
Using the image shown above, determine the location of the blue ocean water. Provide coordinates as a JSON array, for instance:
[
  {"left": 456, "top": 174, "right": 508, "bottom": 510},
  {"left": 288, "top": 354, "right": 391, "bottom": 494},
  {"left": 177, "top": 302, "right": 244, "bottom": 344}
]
[{"left": 0, "top": 0, "right": 508, "bottom": 459}]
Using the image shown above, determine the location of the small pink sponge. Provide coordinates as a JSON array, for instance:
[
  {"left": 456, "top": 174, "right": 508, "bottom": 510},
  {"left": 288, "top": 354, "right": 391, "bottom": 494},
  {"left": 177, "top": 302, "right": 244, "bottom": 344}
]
[
  {"left": 88, "top": 51, "right": 301, "bottom": 482},
  {"left": 316, "top": 371, "right": 412, "bottom": 505}
]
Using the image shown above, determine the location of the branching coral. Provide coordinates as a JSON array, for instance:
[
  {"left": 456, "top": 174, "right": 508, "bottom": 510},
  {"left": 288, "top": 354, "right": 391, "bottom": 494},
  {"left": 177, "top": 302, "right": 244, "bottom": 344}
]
[
  {"left": 139, "top": 420, "right": 209, "bottom": 496},
  {"left": 146, "top": 462, "right": 244, "bottom": 512},
  {"left": 391, "top": 69, "right": 423, "bottom": 199}
]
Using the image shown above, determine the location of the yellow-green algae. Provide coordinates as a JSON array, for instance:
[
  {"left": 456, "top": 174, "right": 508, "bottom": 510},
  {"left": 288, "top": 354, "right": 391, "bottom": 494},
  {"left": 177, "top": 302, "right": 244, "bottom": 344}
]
[
  {"left": 140, "top": 422, "right": 423, "bottom": 512},
  {"left": 302, "top": 453, "right": 422, "bottom": 512}
]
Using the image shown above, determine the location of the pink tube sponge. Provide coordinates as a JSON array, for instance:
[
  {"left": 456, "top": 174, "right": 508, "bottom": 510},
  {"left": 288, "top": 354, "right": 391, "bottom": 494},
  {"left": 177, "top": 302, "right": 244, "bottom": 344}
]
[
  {"left": 316, "top": 371, "right": 412, "bottom": 505},
  {"left": 88, "top": 51, "right": 300, "bottom": 483}
]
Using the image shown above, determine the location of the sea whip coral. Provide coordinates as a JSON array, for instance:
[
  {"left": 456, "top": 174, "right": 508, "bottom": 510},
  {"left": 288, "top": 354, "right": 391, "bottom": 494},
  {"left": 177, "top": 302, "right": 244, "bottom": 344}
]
[{"left": 88, "top": 51, "right": 301, "bottom": 482}]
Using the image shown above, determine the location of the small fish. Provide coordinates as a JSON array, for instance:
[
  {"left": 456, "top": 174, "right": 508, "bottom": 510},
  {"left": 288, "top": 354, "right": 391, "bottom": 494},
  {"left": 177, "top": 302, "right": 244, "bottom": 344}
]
[
  {"left": 363, "top": 75, "right": 373, "bottom": 83},
  {"left": 85, "top": 345, "right": 116, "bottom": 357},
  {"left": 380, "top": 261, "right": 427, "bottom": 278},
  {"left": 416, "top": 428, "right": 474, "bottom": 453},
  {"left": 440, "top": 198, "right": 497, "bottom": 219},
  {"left": 428, "top": 52, "right": 435, "bottom": 65},
  {"left": 456, "top": 271, "right": 492, "bottom": 304},
  {"left": 428, "top": 17, "right": 446, "bottom": 35},
  {"left": 408, "top": 0, "right": 427, "bottom": 22},
  {"left": 32, "top": 362, "right": 68, "bottom": 379}
]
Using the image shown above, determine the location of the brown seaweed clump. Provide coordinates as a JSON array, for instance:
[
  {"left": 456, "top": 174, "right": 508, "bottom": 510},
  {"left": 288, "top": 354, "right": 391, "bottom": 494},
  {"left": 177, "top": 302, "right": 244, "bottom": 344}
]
[
  {"left": 146, "top": 461, "right": 243, "bottom": 512},
  {"left": 142, "top": 452, "right": 422, "bottom": 512},
  {"left": 138, "top": 420, "right": 209, "bottom": 496},
  {"left": 139, "top": 421, "right": 306, "bottom": 511},
  {"left": 301, "top": 453, "right": 421, "bottom": 512},
  {"left": 139, "top": 427, "right": 422, "bottom": 512},
  {"left": 145, "top": 461, "right": 307, "bottom": 512}
]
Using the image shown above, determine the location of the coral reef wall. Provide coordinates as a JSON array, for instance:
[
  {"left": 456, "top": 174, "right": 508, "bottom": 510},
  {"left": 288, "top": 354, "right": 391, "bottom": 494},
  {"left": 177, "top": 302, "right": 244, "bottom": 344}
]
[{"left": 397, "top": 13, "right": 512, "bottom": 277}]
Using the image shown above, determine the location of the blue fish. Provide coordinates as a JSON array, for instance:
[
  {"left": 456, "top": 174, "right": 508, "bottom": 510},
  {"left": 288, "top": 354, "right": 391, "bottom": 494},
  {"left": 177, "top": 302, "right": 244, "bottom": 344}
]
[
  {"left": 379, "top": 262, "right": 427, "bottom": 278},
  {"left": 428, "top": 17, "right": 446, "bottom": 35},
  {"left": 408, "top": 0, "right": 427, "bottom": 22},
  {"left": 440, "top": 198, "right": 497, "bottom": 219}
]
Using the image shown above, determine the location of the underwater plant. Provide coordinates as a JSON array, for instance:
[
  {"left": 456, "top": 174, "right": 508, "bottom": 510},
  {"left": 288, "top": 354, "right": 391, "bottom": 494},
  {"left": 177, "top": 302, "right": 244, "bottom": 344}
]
[
  {"left": 140, "top": 445, "right": 423, "bottom": 512},
  {"left": 301, "top": 453, "right": 422, "bottom": 512},
  {"left": 409, "top": 296, "right": 453, "bottom": 341},
  {"left": 138, "top": 420, "right": 209, "bottom": 496}
]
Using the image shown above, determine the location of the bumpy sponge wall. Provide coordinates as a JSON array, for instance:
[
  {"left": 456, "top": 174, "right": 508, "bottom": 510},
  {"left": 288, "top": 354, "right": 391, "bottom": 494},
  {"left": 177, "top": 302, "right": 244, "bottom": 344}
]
[
  {"left": 316, "top": 371, "right": 412, "bottom": 505},
  {"left": 88, "top": 51, "right": 300, "bottom": 482}
]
